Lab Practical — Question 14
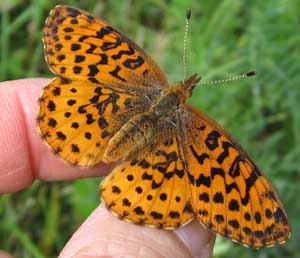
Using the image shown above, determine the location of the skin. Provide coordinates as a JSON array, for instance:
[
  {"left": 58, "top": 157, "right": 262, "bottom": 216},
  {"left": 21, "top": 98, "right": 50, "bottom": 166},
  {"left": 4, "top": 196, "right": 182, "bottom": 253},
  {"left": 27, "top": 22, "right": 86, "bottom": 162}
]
[{"left": 0, "top": 78, "right": 215, "bottom": 258}]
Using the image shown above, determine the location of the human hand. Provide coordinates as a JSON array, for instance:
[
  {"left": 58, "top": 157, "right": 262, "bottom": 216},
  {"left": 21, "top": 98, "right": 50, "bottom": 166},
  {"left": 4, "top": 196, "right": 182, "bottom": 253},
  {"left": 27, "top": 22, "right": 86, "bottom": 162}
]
[{"left": 0, "top": 78, "right": 215, "bottom": 258}]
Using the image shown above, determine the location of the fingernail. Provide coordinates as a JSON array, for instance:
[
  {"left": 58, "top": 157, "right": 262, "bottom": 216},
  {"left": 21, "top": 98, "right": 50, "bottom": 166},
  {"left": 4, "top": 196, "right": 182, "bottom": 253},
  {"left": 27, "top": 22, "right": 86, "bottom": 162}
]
[{"left": 175, "top": 220, "right": 216, "bottom": 258}]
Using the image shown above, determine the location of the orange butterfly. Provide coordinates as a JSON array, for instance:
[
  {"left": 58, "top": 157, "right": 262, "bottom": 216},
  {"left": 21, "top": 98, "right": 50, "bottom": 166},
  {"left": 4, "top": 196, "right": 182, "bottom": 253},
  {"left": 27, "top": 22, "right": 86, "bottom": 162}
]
[{"left": 38, "top": 5, "right": 291, "bottom": 248}]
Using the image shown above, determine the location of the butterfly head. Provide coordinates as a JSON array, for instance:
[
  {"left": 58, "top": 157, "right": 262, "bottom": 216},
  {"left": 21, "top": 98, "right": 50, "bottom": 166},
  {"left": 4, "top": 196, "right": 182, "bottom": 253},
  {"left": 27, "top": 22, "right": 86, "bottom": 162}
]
[{"left": 175, "top": 74, "right": 201, "bottom": 102}]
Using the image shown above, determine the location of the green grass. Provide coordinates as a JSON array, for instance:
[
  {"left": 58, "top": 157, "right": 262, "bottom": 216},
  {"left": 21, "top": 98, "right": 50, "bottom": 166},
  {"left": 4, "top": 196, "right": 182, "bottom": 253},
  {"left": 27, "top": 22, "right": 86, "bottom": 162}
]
[{"left": 0, "top": 0, "right": 300, "bottom": 257}]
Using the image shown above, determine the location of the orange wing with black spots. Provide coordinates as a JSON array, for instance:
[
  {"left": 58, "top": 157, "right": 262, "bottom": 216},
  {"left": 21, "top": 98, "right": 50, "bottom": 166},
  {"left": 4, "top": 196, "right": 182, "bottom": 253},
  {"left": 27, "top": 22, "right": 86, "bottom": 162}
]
[
  {"left": 101, "top": 103, "right": 290, "bottom": 247},
  {"left": 38, "top": 77, "right": 151, "bottom": 166},
  {"left": 39, "top": 5, "right": 169, "bottom": 166},
  {"left": 43, "top": 5, "right": 168, "bottom": 89},
  {"left": 179, "top": 105, "right": 290, "bottom": 248},
  {"left": 101, "top": 126, "right": 195, "bottom": 228}
]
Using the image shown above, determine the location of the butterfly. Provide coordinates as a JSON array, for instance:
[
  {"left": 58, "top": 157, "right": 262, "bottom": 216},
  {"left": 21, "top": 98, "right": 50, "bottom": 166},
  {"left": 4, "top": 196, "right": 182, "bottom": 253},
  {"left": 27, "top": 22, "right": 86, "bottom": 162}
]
[{"left": 38, "top": 5, "right": 291, "bottom": 248}]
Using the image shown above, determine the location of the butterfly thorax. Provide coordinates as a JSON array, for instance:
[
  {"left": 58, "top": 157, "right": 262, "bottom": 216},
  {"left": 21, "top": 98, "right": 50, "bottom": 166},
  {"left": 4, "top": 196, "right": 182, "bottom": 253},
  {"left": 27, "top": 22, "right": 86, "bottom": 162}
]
[
  {"left": 103, "top": 92, "right": 178, "bottom": 163},
  {"left": 104, "top": 75, "right": 200, "bottom": 162},
  {"left": 154, "top": 73, "right": 202, "bottom": 113},
  {"left": 152, "top": 90, "right": 181, "bottom": 115},
  {"left": 103, "top": 75, "right": 201, "bottom": 163}
]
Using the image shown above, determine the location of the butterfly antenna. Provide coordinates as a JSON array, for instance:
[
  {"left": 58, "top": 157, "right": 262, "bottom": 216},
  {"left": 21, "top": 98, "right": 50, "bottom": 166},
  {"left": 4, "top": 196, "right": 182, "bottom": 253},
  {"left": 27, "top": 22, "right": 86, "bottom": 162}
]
[
  {"left": 200, "top": 70, "right": 256, "bottom": 85},
  {"left": 183, "top": 9, "right": 191, "bottom": 79}
]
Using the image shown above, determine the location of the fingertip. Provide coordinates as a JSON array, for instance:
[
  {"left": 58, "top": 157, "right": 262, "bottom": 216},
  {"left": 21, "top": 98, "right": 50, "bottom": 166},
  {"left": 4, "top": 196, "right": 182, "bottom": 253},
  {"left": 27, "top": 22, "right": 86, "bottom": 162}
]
[
  {"left": 0, "top": 79, "right": 44, "bottom": 193},
  {"left": 0, "top": 250, "right": 14, "bottom": 258},
  {"left": 0, "top": 79, "right": 114, "bottom": 194},
  {"left": 59, "top": 205, "right": 196, "bottom": 258}
]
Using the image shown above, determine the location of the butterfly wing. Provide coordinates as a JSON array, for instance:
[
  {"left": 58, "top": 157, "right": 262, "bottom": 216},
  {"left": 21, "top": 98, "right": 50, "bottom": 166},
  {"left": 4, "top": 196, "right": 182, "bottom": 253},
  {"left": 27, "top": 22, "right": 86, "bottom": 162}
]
[
  {"left": 100, "top": 103, "right": 290, "bottom": 247},
  {"left": 38, "top": 77, "right": 151, "bottom": 166},
  {"left": 43, "top": 5, "right": 168, "bottom": 89},
  {"left": 179, "top": 105, "right": 290, "bottom": 248},
  {"left": 100, "top": 125, "right": 194, "bottom": 228},
  {"left": 40, "top": 5, "right": 170, "bottom": 166}
]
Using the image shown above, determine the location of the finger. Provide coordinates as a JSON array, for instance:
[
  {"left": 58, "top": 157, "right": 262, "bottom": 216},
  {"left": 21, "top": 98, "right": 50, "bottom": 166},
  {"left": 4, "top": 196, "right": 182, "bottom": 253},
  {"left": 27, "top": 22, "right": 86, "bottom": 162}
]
[
  {"left": 175, "top": 221, "right": 215, "bottom": 258},
  {"left": 0, "top": 79, "right": 113, "bottom": 194},
  {"left": 59, "top": 205, "right": 215, "bottom": 258},
  {"left": 0, "top": 250, "right": 14, "bottom": 258}
]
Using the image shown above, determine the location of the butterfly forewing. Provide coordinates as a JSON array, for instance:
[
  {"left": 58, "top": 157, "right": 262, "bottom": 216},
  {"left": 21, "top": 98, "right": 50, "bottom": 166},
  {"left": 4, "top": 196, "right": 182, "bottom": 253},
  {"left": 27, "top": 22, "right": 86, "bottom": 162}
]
[
  {"left": 40, "top": 5, "right": 170, "bottom": 166},
  {"left": 38, "top": 77, "right": 153, "bottom": 166},
  {"left": 43, "top": 5, "right": 168, "bottom": 89}
]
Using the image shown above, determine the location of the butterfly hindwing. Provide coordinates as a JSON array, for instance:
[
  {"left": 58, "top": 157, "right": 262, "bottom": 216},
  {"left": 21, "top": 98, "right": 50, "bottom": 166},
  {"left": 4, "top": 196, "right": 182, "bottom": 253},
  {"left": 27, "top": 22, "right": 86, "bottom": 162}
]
[
  {"left": 180, "top": 105, "right": 290, "bottom": 248},
  {"left": 101, "top": 126, "right": 194, "bottom": 228}
]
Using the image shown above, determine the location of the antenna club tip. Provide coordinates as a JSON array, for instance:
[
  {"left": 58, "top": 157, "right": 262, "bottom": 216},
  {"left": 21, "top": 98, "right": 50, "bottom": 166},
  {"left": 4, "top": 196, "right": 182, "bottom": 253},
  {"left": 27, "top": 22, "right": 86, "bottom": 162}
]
[
  {"left": 246, "top": 70, "right": 256, "bottom": 77},
  {"left": 186, "top": 9, "right": 191, "bottom": 19}
]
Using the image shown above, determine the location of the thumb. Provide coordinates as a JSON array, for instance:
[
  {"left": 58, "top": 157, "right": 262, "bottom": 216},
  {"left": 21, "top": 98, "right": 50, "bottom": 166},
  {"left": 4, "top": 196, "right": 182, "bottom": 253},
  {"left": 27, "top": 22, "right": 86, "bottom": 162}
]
[{"left": 59, "top": 205, "right": 215, "bottom": 258}]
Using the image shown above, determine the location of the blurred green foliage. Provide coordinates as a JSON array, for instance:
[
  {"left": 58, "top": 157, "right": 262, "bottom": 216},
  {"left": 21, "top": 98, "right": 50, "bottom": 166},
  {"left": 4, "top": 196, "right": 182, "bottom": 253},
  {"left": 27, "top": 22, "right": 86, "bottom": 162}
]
[{"left": 0, "top": 0, "right": 299, "bottom": 257}]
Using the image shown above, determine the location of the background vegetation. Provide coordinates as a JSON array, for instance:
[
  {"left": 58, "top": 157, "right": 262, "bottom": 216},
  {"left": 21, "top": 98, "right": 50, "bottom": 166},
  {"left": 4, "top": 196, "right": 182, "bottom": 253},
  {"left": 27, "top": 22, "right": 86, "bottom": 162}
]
[{"left": 0, "top": 0, "right": 299, "bottom": 257}]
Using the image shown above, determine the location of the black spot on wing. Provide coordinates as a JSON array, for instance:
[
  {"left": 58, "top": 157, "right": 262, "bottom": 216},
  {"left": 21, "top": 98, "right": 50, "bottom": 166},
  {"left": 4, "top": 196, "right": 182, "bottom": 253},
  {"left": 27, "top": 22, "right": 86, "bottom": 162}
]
[
  {"left": 71, "top": 144, "right": 80, "bottom": 153},
  {"left": 216, "top": 141, "right": 234, "bottom": 164},
  {"left": 48, "top": 118, "right": 57, "bottom": 128},
  {"left": 205, "top": 130, "right": 221, "bottom": 150},
  {"left": 52, "top": 87, "right": 61, "bottom": 96},
  {"left": 242, "top": 169, "right": 260, "bottom": 205},
  {"left": 123, "top": 56, "right": 144, "bottom": 70},
  {"left": 71, "top": 43, "right": 81, "bottom": 51},
  {"left": 142, "top": 172, "right": 153, "bottom": 181},
  {"left": 74, "top": 55, "right": 85, "bottom": 63},
  {"left": 101, "top": 38, "right": 122, "bottom": 51},
  {"left": 47, "top": 100, "right": 56, "bottom": 111},
  {"left": 66, "top": 6, "right": 80, "bottom": 17},
  {"left": 159, "top": 193, "right": 167, "bottom": 201},
  {"left": 183, "top": 201, "right": 193, "bottom": 214},
  {"left": 169, "top": 211, "right": 180, "bottom": 219},
  {"left": 109, "top": 65, "right": 126, "bottom": 82},
  {"left": 228, "top": 199, "right": 240, "bottom": 211},
  {"left": 112, "top": 185, "right": 121, "bottom": 194},
  {"left": 64, "top": 27, "right": 74, "bottom": 33},
  {"left": 88, "top": 65, "right": 99, "bottom": 76},
  {"left": 122, "top": 198, "right": 131, "bottom": 207},
  {"left": 150, "top": 211, "right": 163, "bottom": 219},
  {"left": 133, "top": 206, "right": 145, "bottom": 215},
  {"left": 199, "top": 192, "right": 209, "bottom": 202},
  {"left": 189, "top": 145, "right": 209, "bottom": 164},
  {"left": 111, "top": 46, "right": 135, "bottom": 60},
  {"left": 56, "top": 131, "right": 66, "bottom": 140},
  {"left": 215, "top": 214, "right": 225, "bottom": 223},
  {"left": 96, "top": 26, "right": 114, "bottom": 39},
  {"left": 228, "top": 155, "right": 246, "bottom": 178},
  {"left": 254, "top": 212, "right": 262, "bottom": 224},
  {"left": 213, "top": 192, "right": 224, "bottom": 203}
]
